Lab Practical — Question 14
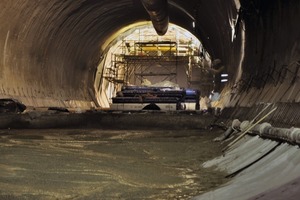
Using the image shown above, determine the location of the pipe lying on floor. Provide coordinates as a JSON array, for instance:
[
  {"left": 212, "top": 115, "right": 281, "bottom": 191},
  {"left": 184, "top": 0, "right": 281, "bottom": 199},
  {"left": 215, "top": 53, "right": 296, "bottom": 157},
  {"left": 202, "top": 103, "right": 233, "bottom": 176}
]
[
  {"left": 221, "top": 119, "right": 300, "bottom": 145},
  {"left": 141, "top": 0, "right": 169, "bottom": 35},
  {"left": 253, "top": 123, "right": 300, "bottom": 144}
]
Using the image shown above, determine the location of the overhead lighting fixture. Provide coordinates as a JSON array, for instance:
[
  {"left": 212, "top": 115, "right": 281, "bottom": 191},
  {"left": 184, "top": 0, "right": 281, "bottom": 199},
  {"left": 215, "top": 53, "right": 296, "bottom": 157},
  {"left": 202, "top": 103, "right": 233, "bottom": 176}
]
[
  {"left": 192, "top": 21, "right": 195, "bottom": 28},
  {"left": 221, "top": 79, "right": 228, "bottom": 83},
  {"left": 221, "top": 74, "right": 228, "bottom": 77}
]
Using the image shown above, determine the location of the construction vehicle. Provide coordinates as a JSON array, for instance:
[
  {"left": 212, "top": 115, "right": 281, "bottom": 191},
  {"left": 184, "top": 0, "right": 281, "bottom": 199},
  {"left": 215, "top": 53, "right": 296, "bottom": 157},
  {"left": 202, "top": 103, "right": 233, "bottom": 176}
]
[{"left": 111, "top": 86, "right": 200, "bottom": 111}]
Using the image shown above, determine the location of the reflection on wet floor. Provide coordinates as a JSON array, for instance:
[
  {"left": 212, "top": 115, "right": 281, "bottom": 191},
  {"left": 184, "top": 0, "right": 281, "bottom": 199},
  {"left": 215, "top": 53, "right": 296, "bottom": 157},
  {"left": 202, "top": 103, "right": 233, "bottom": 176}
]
[{"left": 0, "top": 129, "right": 228, "bottom": 199}]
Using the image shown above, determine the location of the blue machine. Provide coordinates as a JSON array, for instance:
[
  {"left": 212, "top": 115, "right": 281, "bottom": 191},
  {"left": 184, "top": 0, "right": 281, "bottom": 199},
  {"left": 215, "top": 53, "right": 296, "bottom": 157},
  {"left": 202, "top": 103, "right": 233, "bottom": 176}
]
[{"left": 111, "top": 86, "right": 200, "bottom": 111}]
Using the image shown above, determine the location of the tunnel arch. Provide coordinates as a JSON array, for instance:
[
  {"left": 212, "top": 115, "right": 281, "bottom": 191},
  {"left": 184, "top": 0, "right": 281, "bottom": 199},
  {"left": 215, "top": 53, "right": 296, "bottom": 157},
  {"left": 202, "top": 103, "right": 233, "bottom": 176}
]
[
  {"left": 0, "top": 0, "right": 150, "bottom": 108},
  {"left": 1, "top": 0, "right": 225, "bottom": 110},
  {"left": 1, "top": 1, "right": 300, "bottom": 200},
  {"left": 0, "top": 0, "right": 299, "bottom": 111},
  {"left": 94, "top": 22, "right": 212, "bottom": 108},
  {"left": 1, "top": 0, "right": 214, "bottom": 109}
]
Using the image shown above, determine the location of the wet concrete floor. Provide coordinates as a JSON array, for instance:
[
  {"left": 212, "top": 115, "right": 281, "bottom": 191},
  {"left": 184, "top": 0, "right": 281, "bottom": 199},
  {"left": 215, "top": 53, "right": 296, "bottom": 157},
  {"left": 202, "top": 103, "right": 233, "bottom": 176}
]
[{"left": 0, "top": 129, "right": 228, "bottom": 199}]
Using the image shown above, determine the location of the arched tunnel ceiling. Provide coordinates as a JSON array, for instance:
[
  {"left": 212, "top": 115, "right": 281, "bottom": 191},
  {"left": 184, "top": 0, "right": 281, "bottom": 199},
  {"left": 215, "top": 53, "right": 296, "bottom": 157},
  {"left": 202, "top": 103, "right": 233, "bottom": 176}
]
[{"left": 0, "top": 0, "right": 300, "bottom": 107}]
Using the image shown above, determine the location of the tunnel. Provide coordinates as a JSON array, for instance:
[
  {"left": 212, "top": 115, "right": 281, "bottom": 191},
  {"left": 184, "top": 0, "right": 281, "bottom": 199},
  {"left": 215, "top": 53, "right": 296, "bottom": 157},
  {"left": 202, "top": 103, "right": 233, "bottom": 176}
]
[{"left": 1, "top": 0, "right": 300, "bottom": 199}]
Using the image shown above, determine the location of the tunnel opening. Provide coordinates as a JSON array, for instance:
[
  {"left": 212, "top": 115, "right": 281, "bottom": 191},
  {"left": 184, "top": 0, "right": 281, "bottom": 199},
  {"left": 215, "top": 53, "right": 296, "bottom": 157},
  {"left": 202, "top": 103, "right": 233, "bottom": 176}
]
[{"left": 94, "top": 22, "right": 219, "bottom": 111}]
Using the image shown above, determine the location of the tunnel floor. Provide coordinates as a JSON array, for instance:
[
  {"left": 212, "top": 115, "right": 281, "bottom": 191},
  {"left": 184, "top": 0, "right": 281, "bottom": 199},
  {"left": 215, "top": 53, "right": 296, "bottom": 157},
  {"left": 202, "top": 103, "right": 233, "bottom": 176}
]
[{"left": 0, "top": 128, "right": 228, "bottom": 199}]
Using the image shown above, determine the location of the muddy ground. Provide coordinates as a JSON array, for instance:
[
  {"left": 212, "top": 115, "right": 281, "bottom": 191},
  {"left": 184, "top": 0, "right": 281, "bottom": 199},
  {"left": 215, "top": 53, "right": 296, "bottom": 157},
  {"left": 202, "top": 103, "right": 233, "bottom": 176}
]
[{"left": 0, "top": 128, "right": 228, "bottom": 200}]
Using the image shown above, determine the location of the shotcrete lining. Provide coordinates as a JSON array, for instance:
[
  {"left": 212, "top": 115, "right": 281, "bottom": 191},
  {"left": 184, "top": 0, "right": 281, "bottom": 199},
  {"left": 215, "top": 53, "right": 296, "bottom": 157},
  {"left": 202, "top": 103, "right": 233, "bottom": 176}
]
[
  {"left": 195, "top": 136, "right": 300, "bottom": 200},
  {"left": 1, "top": 1, "right": 299, "bottom": 108},
  {"left": 0, "top": 1, "right": 300, "bottom": 199},
  {"left": 204, "top": 136, "right": 279, "bottom": 173},
  {"left": 0, "top": 0, "right": 239, "bottom": 108},
  {"left": 0, "top": 1, "right": 149, "bottom": 107}
]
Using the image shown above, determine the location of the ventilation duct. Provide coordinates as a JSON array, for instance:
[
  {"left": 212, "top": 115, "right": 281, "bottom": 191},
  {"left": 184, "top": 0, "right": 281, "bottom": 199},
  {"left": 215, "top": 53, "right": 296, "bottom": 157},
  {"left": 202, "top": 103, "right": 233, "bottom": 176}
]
[{"left": 141, "top": 0, "right": 169, "bottom": 35}]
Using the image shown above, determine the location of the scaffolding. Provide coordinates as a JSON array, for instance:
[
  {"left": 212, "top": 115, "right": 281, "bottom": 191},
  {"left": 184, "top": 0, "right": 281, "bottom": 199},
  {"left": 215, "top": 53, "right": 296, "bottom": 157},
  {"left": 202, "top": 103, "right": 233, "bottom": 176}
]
[
  {"left": 103, "top": 39, "right": 194, "bottom": 86},
  {"left": 103, "top": 54, "right": 128, "bottom": 84},
  {"left": 97, "top": 25, "right": 216, "bottom": 108}
]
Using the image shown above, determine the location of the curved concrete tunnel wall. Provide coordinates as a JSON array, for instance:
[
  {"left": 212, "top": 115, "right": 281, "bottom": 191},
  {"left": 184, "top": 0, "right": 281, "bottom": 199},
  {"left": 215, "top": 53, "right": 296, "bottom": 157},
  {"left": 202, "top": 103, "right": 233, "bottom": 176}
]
[
  {"left": 0, "top": 0, "right": 299, "bottom": 112},
  {"left": 218, "top": 0, "right": 300, "bottom": 110},
  {"left": 0, "top": 0, "right": 149, "bottom": 108}
]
